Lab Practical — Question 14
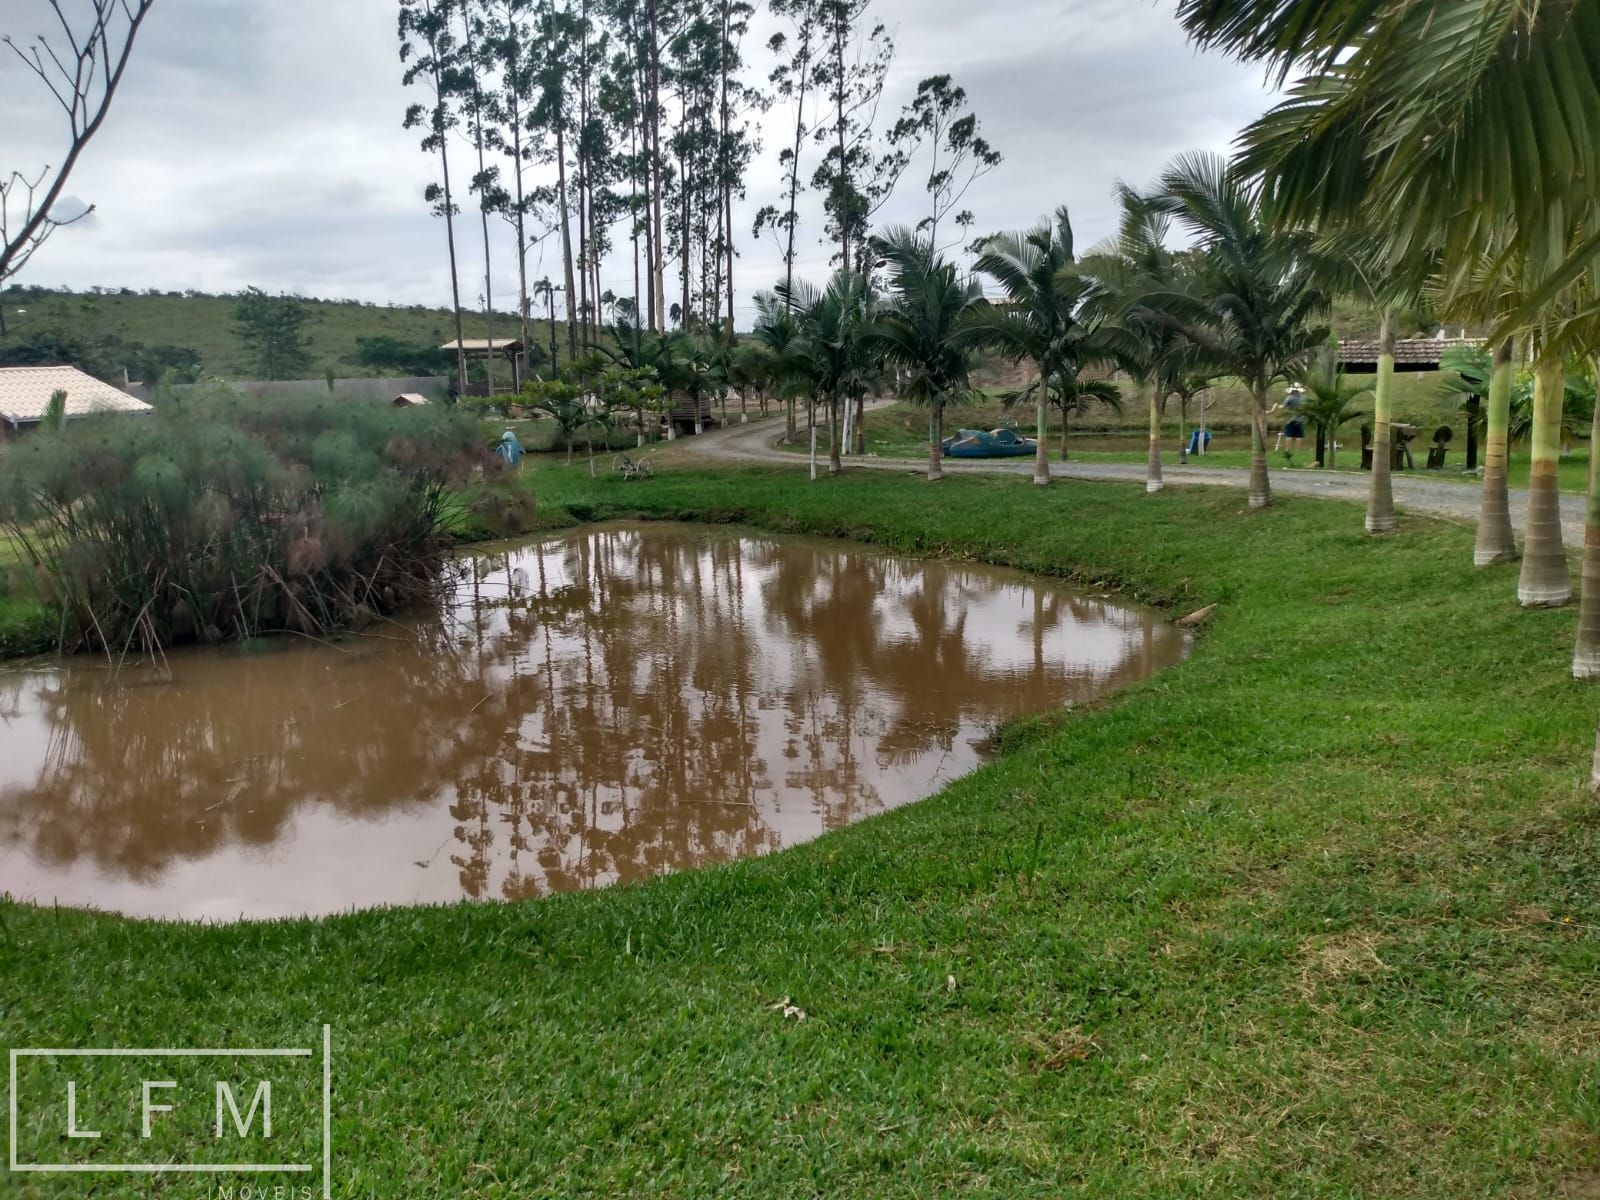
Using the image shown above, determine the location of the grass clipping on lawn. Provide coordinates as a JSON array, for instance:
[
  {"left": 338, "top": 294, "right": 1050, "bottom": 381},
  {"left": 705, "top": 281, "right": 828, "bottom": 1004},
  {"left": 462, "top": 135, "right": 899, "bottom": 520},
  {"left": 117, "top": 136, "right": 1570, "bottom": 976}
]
[{"left": 4, "top": 464, "right": 1599, "bottom": 1197}]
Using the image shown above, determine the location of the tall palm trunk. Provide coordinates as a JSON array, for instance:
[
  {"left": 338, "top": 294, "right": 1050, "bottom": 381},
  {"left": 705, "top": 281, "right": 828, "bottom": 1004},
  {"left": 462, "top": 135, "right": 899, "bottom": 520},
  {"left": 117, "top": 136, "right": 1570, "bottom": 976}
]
[
  {"left": 828, "top": 396, "right": 842, "bottom": 475},
  {"left": 1365, "top": 307, "right": 1398, "bottom": 533},
  {"left": 1518, "top": 353, "right": 1571, "bottom": 607},
  {"left": 1591, "top": 723, "right": 1600, "bottom": 794},
  {"left": 1248, "top": 378, "right": 1271, "bottom": 508},
  {"left": 1145, "top": 383, "right": 1163, "bottom": 494},
  {"left": 809, "top": 397, "right": 819, "bottom": 481},
  {"left": 1574, "top": 354, "right": 1600, "bottom": 676},
  {"left": 928, "top": 402, "right": 944, "bottom": 482},
  {"left": 853, "top": 395, "right": 865, "bottom": 455},
  {"left": 1031, "top": 372, "right": 1049, "bottom": 487},
  {"left": 1475, "top": 338, "right": 1517, "bottom": 565}
]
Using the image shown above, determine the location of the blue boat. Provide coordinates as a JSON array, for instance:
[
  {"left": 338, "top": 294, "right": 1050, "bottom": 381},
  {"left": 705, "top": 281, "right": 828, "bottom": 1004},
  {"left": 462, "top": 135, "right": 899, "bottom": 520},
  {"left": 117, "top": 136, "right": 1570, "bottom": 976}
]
[{"left": 941, "top": 428, "right": 1037, "bottom": 459}]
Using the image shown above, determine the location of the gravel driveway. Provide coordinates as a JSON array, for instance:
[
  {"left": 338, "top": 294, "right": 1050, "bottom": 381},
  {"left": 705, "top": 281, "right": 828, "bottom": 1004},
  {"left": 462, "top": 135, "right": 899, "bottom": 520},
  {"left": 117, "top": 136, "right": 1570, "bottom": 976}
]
[{"left": 687, "top": 413, "right": 1587, "bottom": 543}]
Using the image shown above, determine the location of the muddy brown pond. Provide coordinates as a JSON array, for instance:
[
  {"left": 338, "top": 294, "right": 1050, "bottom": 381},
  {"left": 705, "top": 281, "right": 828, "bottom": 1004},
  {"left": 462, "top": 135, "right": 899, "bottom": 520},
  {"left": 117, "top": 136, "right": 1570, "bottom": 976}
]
[{"left": 0, "top": 523, "right": 1187, "bottom": 920}]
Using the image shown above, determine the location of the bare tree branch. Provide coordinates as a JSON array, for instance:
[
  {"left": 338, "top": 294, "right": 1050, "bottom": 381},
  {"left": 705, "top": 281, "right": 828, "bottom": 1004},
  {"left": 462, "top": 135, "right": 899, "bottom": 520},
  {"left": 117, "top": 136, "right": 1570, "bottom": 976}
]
[{"left": 0, "top": 0, "right": 158, "bottom": 288}]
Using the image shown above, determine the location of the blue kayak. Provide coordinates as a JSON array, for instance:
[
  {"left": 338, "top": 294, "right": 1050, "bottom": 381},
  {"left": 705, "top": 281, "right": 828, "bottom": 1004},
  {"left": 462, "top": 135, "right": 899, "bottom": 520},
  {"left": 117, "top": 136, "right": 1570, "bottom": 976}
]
[{"left": 941, "top": 428, "right": 1037, "bottom": 459}]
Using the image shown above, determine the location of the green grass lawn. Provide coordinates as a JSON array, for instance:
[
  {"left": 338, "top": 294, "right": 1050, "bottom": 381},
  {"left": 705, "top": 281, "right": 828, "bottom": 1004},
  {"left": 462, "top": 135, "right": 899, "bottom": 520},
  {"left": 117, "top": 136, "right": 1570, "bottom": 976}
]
[{"left": 5, "top": 463, "right": 1600, "bottom": 1196}]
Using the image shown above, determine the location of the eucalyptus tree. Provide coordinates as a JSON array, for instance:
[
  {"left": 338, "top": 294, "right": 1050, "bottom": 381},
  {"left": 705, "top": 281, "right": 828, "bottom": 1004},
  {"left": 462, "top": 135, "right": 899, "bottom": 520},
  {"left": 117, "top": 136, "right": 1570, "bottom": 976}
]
[
  {"left": 962, "top": 206, "right": 1115, "bottom": 487},
  {"left": 862, "top": 228, "right": 986, "bottom": 483},
  {"left": 482, "top": 0, "right": 540, "bottom": 359},
  {"left": 399, "top": 0, "right": 470, "bottom": 392},
  {"left": 754, "top": 0, "right": 821, "bottom": 316},
  {"left": 809, "top": 0, "right": 897, "bottom": 274},
  {"left": 598, "top": 0, "right": 667, "bottom": 330},
  {"left": 530, "top": 0, "right": 582, "bottom": 361},
  {"left": 456, "top": 0, "right": 501, "bottom": 387},
  {"left": 1153, "top": 152, "right": 1331, "bottom": 508},
  {"left": 886, "top": 75, "right": 1002, "bottom": 252},
  {"left": 713, "top": 0, "right": 761, "bottom": 344}
]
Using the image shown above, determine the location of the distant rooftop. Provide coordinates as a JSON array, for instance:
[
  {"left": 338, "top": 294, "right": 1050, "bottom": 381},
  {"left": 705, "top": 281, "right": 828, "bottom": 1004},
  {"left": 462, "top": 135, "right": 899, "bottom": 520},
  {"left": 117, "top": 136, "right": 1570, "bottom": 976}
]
[
  {"left": 0, "top": 365, "right": 153, "bottom": 426},
  {"left": 440, "top": 338, "right": 523, "bottom": 353},
  {"left": 1339, "top": 337, "right": 1477, "bottom": 373}
]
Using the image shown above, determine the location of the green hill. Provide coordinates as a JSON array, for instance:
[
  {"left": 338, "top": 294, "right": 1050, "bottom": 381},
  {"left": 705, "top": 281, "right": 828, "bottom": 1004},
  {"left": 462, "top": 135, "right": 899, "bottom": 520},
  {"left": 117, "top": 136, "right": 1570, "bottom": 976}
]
[{"left": 0, "top": 286, "right": 562, "bottom": 382}]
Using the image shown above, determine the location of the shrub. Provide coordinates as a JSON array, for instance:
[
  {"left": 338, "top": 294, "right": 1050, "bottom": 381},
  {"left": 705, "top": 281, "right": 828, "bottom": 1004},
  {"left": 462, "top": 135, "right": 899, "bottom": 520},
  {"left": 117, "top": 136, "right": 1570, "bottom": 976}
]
[{"left": 0, "top": 391, "right": 492, "bottom": 652}]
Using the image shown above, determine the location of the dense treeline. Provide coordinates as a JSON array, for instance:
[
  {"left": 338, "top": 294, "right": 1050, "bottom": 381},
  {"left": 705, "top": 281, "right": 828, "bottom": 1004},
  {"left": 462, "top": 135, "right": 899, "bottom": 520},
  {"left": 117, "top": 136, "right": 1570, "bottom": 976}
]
[{"left": 395, "top": 0, "right": 1004, "bottom": 387}]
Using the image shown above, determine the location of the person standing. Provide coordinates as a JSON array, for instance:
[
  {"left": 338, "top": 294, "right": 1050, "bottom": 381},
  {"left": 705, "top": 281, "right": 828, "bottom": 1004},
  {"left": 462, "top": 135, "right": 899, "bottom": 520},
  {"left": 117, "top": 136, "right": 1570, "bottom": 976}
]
[{"left": 1271, "top": 384, "right": 1307, "bottom": 466}]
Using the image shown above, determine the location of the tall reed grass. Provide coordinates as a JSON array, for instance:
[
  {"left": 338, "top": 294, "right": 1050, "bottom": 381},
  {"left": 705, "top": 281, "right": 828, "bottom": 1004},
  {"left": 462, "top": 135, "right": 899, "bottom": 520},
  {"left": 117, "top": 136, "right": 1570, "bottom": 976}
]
[{"left": 0, "top": 391, "right": 493, "bottom": 652}]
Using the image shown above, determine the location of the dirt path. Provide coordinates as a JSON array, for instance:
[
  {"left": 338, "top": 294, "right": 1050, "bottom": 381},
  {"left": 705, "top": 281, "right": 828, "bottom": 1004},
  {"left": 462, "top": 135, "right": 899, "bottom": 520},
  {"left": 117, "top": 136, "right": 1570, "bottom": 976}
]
[{"left": 684, "top": 413, "right": 1587, "bottom": 542}]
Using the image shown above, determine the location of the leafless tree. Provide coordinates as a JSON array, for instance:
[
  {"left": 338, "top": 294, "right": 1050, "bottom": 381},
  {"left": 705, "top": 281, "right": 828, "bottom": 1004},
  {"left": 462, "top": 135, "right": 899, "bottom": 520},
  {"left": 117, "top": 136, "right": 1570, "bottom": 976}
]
[{"left": 0, "top": 0, "right": 158, "bottom": 305}]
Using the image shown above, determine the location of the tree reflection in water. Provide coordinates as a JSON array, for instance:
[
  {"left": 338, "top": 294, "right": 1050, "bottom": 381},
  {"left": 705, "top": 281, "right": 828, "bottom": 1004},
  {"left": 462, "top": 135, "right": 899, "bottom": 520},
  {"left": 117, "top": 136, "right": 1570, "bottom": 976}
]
[{"left": 0, "top": 523, "right": 1185, "bottom": 919}]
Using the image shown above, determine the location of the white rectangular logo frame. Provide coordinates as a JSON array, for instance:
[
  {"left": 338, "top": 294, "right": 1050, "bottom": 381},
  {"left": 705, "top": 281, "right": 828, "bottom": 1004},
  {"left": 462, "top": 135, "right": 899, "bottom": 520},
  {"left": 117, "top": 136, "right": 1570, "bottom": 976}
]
[{"left": 8, "top": 1024, "right": 330, "bottom": 1198}]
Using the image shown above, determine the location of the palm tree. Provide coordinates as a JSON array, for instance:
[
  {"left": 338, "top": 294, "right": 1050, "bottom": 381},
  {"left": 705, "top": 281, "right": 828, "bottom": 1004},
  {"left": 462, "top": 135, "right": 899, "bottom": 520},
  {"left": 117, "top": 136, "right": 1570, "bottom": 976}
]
[
  {"left": 751, "top": 290, "right": 809, "bottom": 445},
  {"left": 1178, "top": 1, "right": 1600, "bottom": 289},
  {"left": 862, "top": 228, "right": 986, "bottom": 483},
  {"left": 780, "top": 271, "right": 877, "bottom": 478},
  {"left": 730, "top": 341, "right": 776, "bottom": 418},
  {"left": 659, "top": 332, "right": 718, "bottom": 436},
  {"left": 1182, "top": 1, "right": 1600, "bottom": 572},
  {"left": 1049, "top": 375, "right": 1124, "bottom": 461},
  {"left": 962, "top": 207, "right": 1116, "bottom": 487},
  {"left": 1442, "top": 247, "right": 1589, "bottom": 606},
  {"left": 1080, "top": 183, "right": 1206, "bottom": 495},
  {"left": 1152, "top": 152, "right": 1332, "bottom": 508},
  {"left": 1292, "top": 340, "right": 1369, "bottom": 469},
  {"left": 1440, "top": 342, "right": 1517, "bottom": 565}
]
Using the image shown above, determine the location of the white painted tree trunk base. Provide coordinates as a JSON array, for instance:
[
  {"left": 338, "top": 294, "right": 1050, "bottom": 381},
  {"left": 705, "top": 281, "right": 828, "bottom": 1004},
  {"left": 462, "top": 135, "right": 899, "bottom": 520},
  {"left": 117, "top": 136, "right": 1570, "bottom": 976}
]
[
  {"left": 1146, "top": 479, "right": 1164, "bottom": 494},
  {"left": 1474, "top": 547, "right": 1519, "bottom": 568},
  {"left": 1248, "top": 493, "right": 1270, "bottom": 509},
  {"left": 1032, "top": 474, "right": 1050, "bottom": 488},
  {"left": 1365, "top": 515, "right": 1398, "bottom": 535},
  {"left": 1573, "top": 649, "right": 1600, "bottom": 679},
  {"left": 1519, "top": 582, "right": 1573, "bottom": 608}
]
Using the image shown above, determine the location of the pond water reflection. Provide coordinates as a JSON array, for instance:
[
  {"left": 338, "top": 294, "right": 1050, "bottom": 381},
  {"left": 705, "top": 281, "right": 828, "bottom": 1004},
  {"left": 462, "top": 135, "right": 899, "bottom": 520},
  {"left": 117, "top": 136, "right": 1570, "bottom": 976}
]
[{"left": 0, "top": 523, "right": 1185, "bottom": 919}]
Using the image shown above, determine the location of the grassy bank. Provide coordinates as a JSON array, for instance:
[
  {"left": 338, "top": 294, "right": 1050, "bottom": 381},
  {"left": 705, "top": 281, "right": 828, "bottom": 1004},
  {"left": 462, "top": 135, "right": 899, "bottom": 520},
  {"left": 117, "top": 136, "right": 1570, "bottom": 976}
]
[
  {"left": 0, "top": 288, "right": 543, "bottom": 380},
  {"left": 4, "top": 463, "right": 1599, "bottom": 1196}
]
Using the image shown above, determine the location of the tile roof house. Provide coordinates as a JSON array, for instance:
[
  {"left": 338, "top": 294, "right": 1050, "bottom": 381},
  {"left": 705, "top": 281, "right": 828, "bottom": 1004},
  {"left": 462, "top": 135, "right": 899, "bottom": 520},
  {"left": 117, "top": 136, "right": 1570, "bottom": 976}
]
[
  {"left": 1338, "top": 338, "right": 1477, "bottom": 373},
  {"left": 0, "top": 365, "right": 153, "bottom": 435}
]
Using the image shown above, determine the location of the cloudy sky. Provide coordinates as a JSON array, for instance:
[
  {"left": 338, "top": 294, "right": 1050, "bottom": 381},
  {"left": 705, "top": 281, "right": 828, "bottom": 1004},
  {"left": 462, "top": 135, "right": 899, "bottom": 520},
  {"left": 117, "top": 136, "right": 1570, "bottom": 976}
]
[{"left": 3, "top": 0, "right": 1278, "bottom": 325}]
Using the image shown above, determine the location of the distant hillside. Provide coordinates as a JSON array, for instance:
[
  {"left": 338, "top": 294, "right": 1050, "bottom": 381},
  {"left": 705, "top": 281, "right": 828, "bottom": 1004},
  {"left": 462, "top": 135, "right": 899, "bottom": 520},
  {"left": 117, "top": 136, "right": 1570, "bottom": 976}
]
[{"left": 0, "top": 286, "right": 560, "bottom": 381}]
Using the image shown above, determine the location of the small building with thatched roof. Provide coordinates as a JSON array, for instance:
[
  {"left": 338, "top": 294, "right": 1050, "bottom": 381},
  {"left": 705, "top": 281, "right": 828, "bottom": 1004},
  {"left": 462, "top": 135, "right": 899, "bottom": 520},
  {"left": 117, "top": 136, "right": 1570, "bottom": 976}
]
[{"left": 0, "top": 365, "right": 153, "bottom": 438}]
